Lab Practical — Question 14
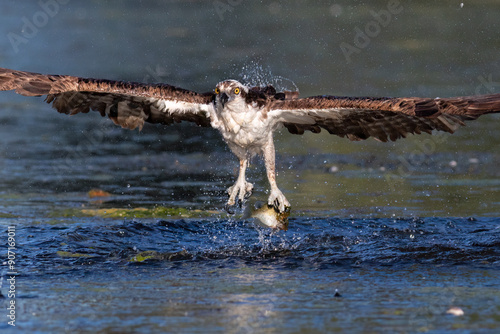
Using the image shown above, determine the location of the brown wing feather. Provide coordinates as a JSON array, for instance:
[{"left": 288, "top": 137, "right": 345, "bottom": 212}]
[
  {"left": 0, "top": 67, "right": 213, "bottom": 130},
  {"left": 269, "top": 94, "right": 500, "bottom": 142}
]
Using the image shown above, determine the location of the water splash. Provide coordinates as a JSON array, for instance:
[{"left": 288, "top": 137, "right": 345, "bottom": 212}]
[{"left": 235, "top": 60, "right": 299, "bottom": 93}]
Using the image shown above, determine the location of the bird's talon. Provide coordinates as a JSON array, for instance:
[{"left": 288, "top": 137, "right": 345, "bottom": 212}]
[
  {"left": 227, "top": 180, "right": 253, "bottom": 209},
  {"left": 224, "top": 204, "right": 235, "bottom": 214},
  {"left": 268, "top": 189, "right": 290, "bottom": 214}
]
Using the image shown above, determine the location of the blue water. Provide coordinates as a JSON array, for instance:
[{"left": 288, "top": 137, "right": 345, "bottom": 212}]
[{"left": 1, "top": 217, "right": 499, "bottom": 333}]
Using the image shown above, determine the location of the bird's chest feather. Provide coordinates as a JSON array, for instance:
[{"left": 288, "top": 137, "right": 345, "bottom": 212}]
[{"left": 214, "top": 103, "right": 270, "bottom": 147}]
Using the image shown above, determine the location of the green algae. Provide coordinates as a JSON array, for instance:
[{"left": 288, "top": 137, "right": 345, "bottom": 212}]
[
  {"left": 52, "top": 206, "right": 223, "bottom": 219},
  {"left": 129, "top": 250, "right": 191, "bottom": 262},
  {"left": 56, "top": 251, "right": 94, "bottom": 258}
]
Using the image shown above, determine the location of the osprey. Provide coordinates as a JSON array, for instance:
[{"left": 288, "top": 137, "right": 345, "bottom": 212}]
[{"left": 1, "top": 67, "right": 500, "bottom": 213}]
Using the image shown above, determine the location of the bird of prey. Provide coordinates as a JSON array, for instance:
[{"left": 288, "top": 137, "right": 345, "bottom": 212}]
[{"left": 1, "top": 67, "right": 499, "bottom": 213}]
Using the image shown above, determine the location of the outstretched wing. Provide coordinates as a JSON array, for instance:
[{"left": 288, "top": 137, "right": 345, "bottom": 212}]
[
  {"left": 0, "top": 67, "right": 214, "bottom": 130},
  {"left": 269, "top": 94, "right": 500, "bottom": 142}
]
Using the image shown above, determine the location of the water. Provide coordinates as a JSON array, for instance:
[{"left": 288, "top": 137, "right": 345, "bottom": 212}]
[
  {"left": 2, "top": 218, "right": 500, "bottom": 333},
  {"left": 1, "top": 1, "right": 500, "bottom": 333}
]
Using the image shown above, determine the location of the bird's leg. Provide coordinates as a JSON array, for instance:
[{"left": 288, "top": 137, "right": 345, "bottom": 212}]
[
  {"left": 226, "top": 158, "right": 253, "bottom": 208},
  {"left": 263, "top": 137, "right": 290, "bottom": 213}
]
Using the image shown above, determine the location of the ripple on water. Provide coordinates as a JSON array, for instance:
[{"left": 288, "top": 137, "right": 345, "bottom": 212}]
[{"left": 5, "top": 217, "right": 498, "bottom": 277}]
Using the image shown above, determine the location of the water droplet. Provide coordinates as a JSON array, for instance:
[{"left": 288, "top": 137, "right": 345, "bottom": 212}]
[{"left": 329, "top": 166, "right": 339, "bottom": 173}]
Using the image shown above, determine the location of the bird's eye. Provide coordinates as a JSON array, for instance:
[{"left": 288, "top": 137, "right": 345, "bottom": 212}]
[
  {"left": 234, "top": 87, "right": 240, "bottom": 95},
  {"left": 215, "top": 87, "right": 220, "bottom": 94}
]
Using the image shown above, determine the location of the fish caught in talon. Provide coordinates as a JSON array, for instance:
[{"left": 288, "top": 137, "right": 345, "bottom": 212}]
[{"left": 243, "top": 201, "right": 290, "bottom": 230}]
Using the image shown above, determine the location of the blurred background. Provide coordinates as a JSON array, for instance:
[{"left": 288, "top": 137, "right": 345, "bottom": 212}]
[{"left": 0, "top": 0, "right": 499, "bottom": 217}]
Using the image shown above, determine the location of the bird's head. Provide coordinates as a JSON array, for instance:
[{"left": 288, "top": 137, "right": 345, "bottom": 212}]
[{"left": 214, "top": 80, "right": 248, "bottom": 109}]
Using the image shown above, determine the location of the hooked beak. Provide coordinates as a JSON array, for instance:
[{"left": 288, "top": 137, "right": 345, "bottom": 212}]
[{"left": 220, "top": 93, "right": 229, "bottom": 107}]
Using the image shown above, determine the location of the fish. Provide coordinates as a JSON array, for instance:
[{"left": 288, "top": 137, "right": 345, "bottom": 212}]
[{"left": 243, "top": 201, "right": 290, "bottom": 230}]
